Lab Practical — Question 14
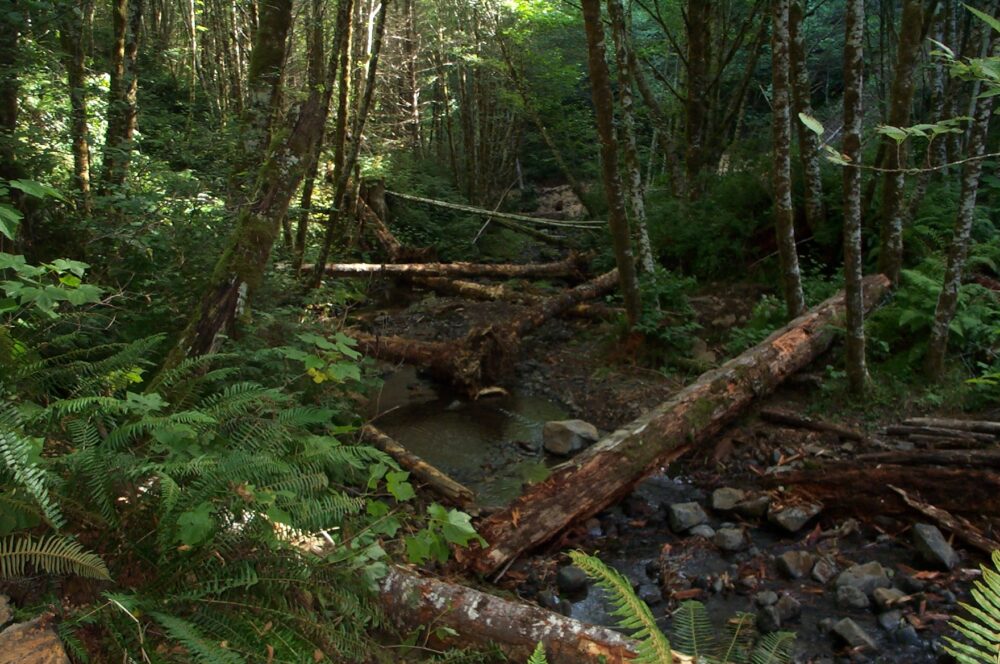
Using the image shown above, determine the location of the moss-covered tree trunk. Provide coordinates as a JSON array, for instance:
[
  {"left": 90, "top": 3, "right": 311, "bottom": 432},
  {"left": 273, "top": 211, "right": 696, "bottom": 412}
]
[
  {"left": 770, "top": 0, "right": 805, "bottom": 319},
  {"left": 684, "top": 0, "right": 710, "bottom": 197},
  {"left": 581, "top": 0, "right": 641, "bottom": 326},
  {"left": 842, "top": 0, "right": 867, "bottom": 393},
  {"left": 59, "top": 0, "right": 92, "bottom": 212},
  {"left": 789, "top": 0, "right": 823, "bottom": 232},
  {"left": 99, "top": 0, "right": 142, "bottom": 192}
]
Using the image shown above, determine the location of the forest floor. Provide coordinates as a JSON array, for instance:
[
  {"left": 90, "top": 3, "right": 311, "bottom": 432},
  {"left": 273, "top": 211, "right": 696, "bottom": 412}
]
[{"left": 353, "top": 275, "right": 980, "bottom": 663}]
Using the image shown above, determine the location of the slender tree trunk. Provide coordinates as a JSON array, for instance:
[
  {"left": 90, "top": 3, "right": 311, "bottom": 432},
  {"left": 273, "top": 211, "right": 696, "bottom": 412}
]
[
  {"left": 789, "top": 0, "right": 823, "bottom": 232},
  {"left": 59, "top": 0, "right": 93, "bottom": 212},
  {"left": 607, "top": 0, "right": 655, "bottom": 273},
  {"left": 684, "top": 0, "right": 711, "bottom": 197},
  {"left": 98, "top": 0, "right": 128, "bottom": 193},
  {"left": 402, "top": 0, "right": 420, "bottom": 152},
  {"left": 877, "top": 0, "right": 924, "bottom": 286},
  {"left": 581, "top": 0, "right": 641, "bottom": 326},
  {"left": 843, "top": 0, "right": 867, "bottom": 393},
  {"left": 770, "top": 0, "right": 805, "bottom": 318},
  {"left": 925, "top": 36, "right": 997, "bottom": 379}
]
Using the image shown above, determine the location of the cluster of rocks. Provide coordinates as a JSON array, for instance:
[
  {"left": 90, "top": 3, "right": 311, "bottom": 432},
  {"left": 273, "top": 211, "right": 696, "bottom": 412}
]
[{"left": 0, "top": 595, "right": 70, "bottom": 664}]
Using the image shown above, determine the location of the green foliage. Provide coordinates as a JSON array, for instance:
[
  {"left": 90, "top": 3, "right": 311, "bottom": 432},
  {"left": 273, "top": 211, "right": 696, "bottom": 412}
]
[
  {"left": 634, "top": 268, "right": 701, "bottom": 362},
  {"left": 0, "top": 534, "right": 110, "bottom": 580},
  {"left": 528, "top": 642, "right": 548, "bottom": 664},
  {"left": 404, "top": 503, "right": 487, "bottom": 565},
  {"left": 944, "top": 549, "right": 1000, "bottom": 663}
]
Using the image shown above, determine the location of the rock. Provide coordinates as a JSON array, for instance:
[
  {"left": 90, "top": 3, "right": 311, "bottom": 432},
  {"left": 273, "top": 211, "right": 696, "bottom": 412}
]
[
  {"left": 832, "top": 618, "right": 877, "bottom": 650},
  {"left": 873, "top": 587, "right": 906, "bottom": 610},
  {"left": 711, "top": 487, "right": 746, "bottom": 512},
  {"left": 836, "top": 585, "right": 870, "bottom": 609},
  {"left": 895, "top": 572, "right": 925, "bottom": 594},
  {"left": 735, "top": 495, "right": 771, "bottom": 518},
  {"left": 689, "top": 524, "right": 716, "bottom": 539},
  {"left": 542, "top": 419, "right": 599, "bottom": 456},
  {"left": 638, "top": 584, "right": 663, "bottom": 606},
  {"left": 537, "top": 590, "right": 561, "bottom": 612},
  {"left": 0, "top": 597, "right": 9, "bottom": 629},
  {"left": 812, "top": 558, "right": 837, "bottom": 584},
  {"left": 757, "top": 605, "right": 782, "bottom": 632},
  {"left": 835, "top": 561, "right": 891, "bottom": 596},
  {"left": 776, "top": 551, "right": 816, "bottom": 580},
  {"left": 912, "top": 523, "right": 959, "bottom": 570},
  {"left": 767, "top": 502, "right": 823, "bottom": 533},
  {"left": 877, "top": 610, "right": 903, "bottom": 632},
  {"left": 0, "top": 618, "right": 70, "bottom": 664},
  {"left": 556, "top": 566, "right": 588, "bottom": 595},
  {"left": 895, "top": 625, "right": 921, "bottom": 647},
  {"left": 775, "top": 594, "right": 801, "bottom": 623},
  {"left": 668, "top": 502, "right": 708, "bottom": 532},
  {"left": 755, "top": 590, "right": 779, "bottom": 607},
  {"left": 644, "top": 559, "right": 660, "bottom": 579},
  {"left": 714, "top": 527, "right": 748, "bottom": 552}
]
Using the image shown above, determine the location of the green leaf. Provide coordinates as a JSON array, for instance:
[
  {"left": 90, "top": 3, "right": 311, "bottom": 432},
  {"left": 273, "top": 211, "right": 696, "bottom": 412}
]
[
  {"left": 797, "top": 113, "right": 824, "bottom": 136},
  {"left": 9, "top": 179, "right": 65, "bottom": 202},
  {"left": 965, "top": 4, "right": 1000, "bottom": 35},
  {"left": 0, "top": 204, "right": 21, "bottom": 241},
  {"left": 176, "top": 502, "right": 216, "bottom": 546},
  {"left": 386, "top": 471, "right": 416, "bottom": 502},
  {"left": 876, "top": 125, "right": 909, "bottom": 143}
]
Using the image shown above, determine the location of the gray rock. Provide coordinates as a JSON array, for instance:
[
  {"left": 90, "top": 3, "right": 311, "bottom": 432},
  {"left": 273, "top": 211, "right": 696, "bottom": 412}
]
[
  {"left": 639, "top": 584, "right": 663, "bottom": 606},
  {"left": 913, "top": 523, "right": 959, "bottom": 570},
  {"left": 542, "top": 419, "right": 599, "bottom": 456},
  {"left": 0, "top": 618, "right": 70, "bottom": 664},
  {"left": 556, "top": 566, "right": 588, "bottom": 595},
  {"left": 711, "top": 487, "right": 746, "bottom": 512},
  {"left": 837, "top": 585, "right": 870, "bottom": 609},
  {"left": 873, "top": 587, "right": 906, "bottom": 610},
  {"left": 775, "top": 594, "right": 801, "bottom": 623},
  {"left": 714, "top": 527, "right": 748, "bottom": 552},
  {"left": 757, "top": 605, "right": 782, "bottom": 632},
  {"left": 755, "top": 590, "right": 779, "bottom": 607},
  {"left": 735, "top": 495, "right": 771, "bottom": 518},
  {"left": 877, "top": 610, "right": 903, "bottom": 632},
  {"left": 537, "top": 590, "right": 561, "bottom": 612},
  {"left": 768, "top": 502, "right": 823, "bottom": 533},
  {"left": 835, "top": 561, "right": 891, "bottom": 596},
  {"left": 777, "top": 551, "right": 817, "bottom": 580},
  {"left": 812, "top": 558, "right": 837, "bottom": 584},
  {"left": 832, "top": 618, "right": 877, "bottom": 650},
  {"left": 0, "top": 596, "right": 9, "bottom": 629},
  {"left": 689, "top": 524, "right": 716, "bottom": 539},
  {"left": 895, "top": 625, "right": 921, "bottom": 647},
  {"left": 668, "top": 502, "right": 708, "bottom": 532}
]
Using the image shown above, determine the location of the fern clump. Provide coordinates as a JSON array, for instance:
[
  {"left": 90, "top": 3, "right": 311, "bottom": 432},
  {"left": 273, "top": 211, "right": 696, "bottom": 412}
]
[{"left": 944, "top": 549, "right": 1000, "bottom": 663}]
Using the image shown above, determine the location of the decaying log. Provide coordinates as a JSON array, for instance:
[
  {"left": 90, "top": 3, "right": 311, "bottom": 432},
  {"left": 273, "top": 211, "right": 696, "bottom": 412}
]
[
  {"left": 378, "top": 566, "right": 671, "bottom": 664},
  {"left": 759, "top": 407, "right": 866, "bottom": 441},
  {"left": 885, "top": 424, "right": 994, "bottom": 442},
  {"left": 355, "top": 270, "right": 620, "bottom": 395},
  {"left": 467, "top": 274, "right": 892, "bottom": 575},
  {"left": 857, "top": 449, "right": 1000, "bottom": 468},
  {"left": 888, "top": 484, "right": 1000, "bottom": 555},
  {"left": 307, "top": 253, "right": 589, "bottom": 281},
  {"left": 766, "top": 464, "right": 1000, "bottom": 516},
  {"left": 361, "top": 425, "right": 475, "bottom": 506},
  {"left": 356, "top": 197, "right": 437, "bottom": 263},
  {"left": 410, "top": 276, "right": 621, "bottom": 319},
  {"left": 902, "top": 417, "right": 1000, "bottom": 436}
]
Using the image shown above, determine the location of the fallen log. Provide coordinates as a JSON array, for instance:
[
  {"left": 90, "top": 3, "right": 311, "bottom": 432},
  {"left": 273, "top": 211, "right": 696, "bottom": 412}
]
[
  {"left": 857, "top": 449, "right": 1000, "bottom": 468},
  {"left": 759, "top": 407, "right": 866, "bottom": 441},
  {"left": 410, "top": 276, "right": 621, "bottom": 319},
  {"left": 306, "top": 253, "right": 589, "bottom": 281},
  {"left": 378, "top": 566, "right": 667, "bottom": 664},
  {"left": 361, "top": 425, "right": 476, "bottom": 506},
  {"left": 467, "top": 274, "right": 892, "bottom": 575},
  {"left": 355, "top": 270, "right": 619, "bottom": 395},
  {"left": 902, "top": 417, "right": 1000, "bottom": 436},
  {"left": 888, "top": 484, "right": 1000, "bottom": 555},
  {"left": 884, "top": 424, "right": 994, "bottom": 442}
]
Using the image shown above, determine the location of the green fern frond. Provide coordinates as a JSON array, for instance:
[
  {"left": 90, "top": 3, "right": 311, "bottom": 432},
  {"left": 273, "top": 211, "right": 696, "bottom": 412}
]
[
  {"left": 0, "top": 534, "right": 110, "bottom": 580},
  {"left": 527, "top": 642, "right": 549, "bottom": 664},
  {"left": 750, "top": 631, "right": 796, "bottom": 664},
  {"left": 671, "top": 600, "right": 715, "bottom": 660},
  {"left": 0, "top": 400, "right": 64, "bottom": 528},
  {"left": 944, "top": 550, "right": 1000, "bottom": 664},
  {"left": 150, "top": 612, "right": 245, "bottom": 664},
  {"left": 718, "top": 612, "right": 756, "bottom": 664},
  {"left": 568, "top": 551, "right": 673, "bottom": 664}
]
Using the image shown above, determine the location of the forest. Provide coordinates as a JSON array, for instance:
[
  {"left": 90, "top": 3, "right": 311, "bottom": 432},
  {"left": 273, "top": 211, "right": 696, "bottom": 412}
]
[{"left": 2, "top": 0, "right": 1000, "bottom": 661}]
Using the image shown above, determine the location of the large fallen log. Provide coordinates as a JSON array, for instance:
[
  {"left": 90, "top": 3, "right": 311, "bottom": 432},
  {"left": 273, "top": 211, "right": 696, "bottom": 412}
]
[
  {"left": 306, "top": 253, "right": 589, "bottom": 281},
  {"left": 759, "top": 407, "right": 867, "bottom": 441},
  {"left": 378, "top": 566, "right": 669, "bottom": 663},
  {"left": 902, "top": 417, "right": 1000, "bottom": 436},
  {"left": 355, "top": 270, "right": 620, "bottom": 395},
  {"left": 410, "top": 276, "right": 621, "bottom": 319},
  {"left": 467, "top": 274, "right": 891, "bottom": 575},
  {"left": 857, "top": 448, "right": 1000, "bottom": 468}
]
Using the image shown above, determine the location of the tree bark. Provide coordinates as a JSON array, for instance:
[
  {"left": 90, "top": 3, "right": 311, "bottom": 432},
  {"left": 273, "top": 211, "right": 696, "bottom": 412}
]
[
  {"left": 467, "top": 275, "right": 891, "bottom": 575},
  {"left": 926, "top": 33, "right": 997, "bottom": 379},
  {"left": 59, "top": 0, "right": 93, "bottom": 211},
  {"left": 100, "top": 0, "right": 142, "bottom": 192},
  {"left": 684, "top": 0, "right": 711, "bottom": 196},
  {"left": 309, "top": 255, "right": 587, "bottom": 280},
  {"left": 876, "top": 0, "right": 925, "bottom": 286},
  {"left": 581, "top": 0, "right": 641, "bottom": 326},
  {"left": 789, "top": 0, "right": 823, "bottom": 232},
  {"left": 770, "top": 0, "right": 805, "bottom": 319},
  {"left": 378, "top": 567, "right": 648, "bottom": 664},
  {"left": 842, "top": 0, "right": 867, "bottom": 393}
]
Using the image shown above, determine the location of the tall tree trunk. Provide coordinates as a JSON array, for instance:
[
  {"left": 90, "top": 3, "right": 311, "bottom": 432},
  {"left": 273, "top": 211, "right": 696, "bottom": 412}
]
[
  {"left": 98, "top": 0, "right": 128, "bottom": 193},
  {"left": 607, "top": 0, "right": 655, "bottom": 273},
  {"left": 843, "top": 0, "right": 867, "bottom": 393},
  {"left": 59, "top": 0, "right": 93, "bottom": 212},
  {"left": 310, "top": 0, "right": 385, "bottom": 286},
  {"left": 581, "top": 0, "right": 641, "bottom": 326},
  {"left": 402, "top": 0, "right": 420, "bottom": 152},
  {"left": 877, "top": 0, "right": 925, "bottom": 287},
  {"left": 789, "top": 0, "right": 823, "bottom": 232},
  {"left": 684, "top": 0, "right": 711, "bottom": 197},
  {"left": 925, "top": 35, "right": 997, "bottom": 379},
  {"left": 770, "top": 0, "right": 805, "bottom": 318}
]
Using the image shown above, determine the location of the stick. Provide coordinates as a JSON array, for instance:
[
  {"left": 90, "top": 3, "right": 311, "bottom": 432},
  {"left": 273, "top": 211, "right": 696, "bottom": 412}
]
[{"left": 888, "top": 484, "right": 1000, "bottom": 555}]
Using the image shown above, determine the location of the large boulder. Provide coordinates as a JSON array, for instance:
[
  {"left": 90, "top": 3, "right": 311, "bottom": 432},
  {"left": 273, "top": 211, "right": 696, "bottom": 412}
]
[{"left": 542, "top": 420, "right": 599, "bottom": 456}]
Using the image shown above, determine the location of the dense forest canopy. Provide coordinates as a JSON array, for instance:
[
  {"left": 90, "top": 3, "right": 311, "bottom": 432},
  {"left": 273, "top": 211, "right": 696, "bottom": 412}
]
[{"left": 2, "top": 0, "right": 1000, "bottom": 660}]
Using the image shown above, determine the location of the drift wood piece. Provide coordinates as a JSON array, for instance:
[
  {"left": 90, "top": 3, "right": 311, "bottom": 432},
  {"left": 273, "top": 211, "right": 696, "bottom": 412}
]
[
  {"left": 468, "top": 275, "right": 891, "bottom": 575},
  {"left": 306, "top": 253, "right": 589, "bottom": 281},
  {"left": 889, "top": 485, "right": 1000, "bottom": 555},
  {"left": 361, "top": 425, "right": 475, "bottom": 506},
  {"left": 760, "top": 407, "right": 866, "bottom": 440},
  {"left": 379, "top": 566, "right": 669, "bottom": 664}
]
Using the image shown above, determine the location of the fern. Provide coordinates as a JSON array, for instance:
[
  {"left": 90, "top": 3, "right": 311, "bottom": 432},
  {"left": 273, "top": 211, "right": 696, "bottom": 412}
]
[
  {"left": 527, "top": 642, "right": 548, "bottom": 664},
  {"left": 0, "top": 534, "right": 110, "bottom": 580},
  {"left": 944, "top": 549, "right": 1000, "bottom": 664},
  {"left": 151, "top": 612, "right": 245, "bottom": 664},
  {"left": 750, "top": 632, "right": 796, "bottom": 664},
  {"left": 672, "top": 600, "right": 715, "bottom": 660},
  {"left": 568, "top": 550, "right": 675, "bottom": 664},
  {"left": 0, "top": 399, "right": 64, "bottom": 528}
]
